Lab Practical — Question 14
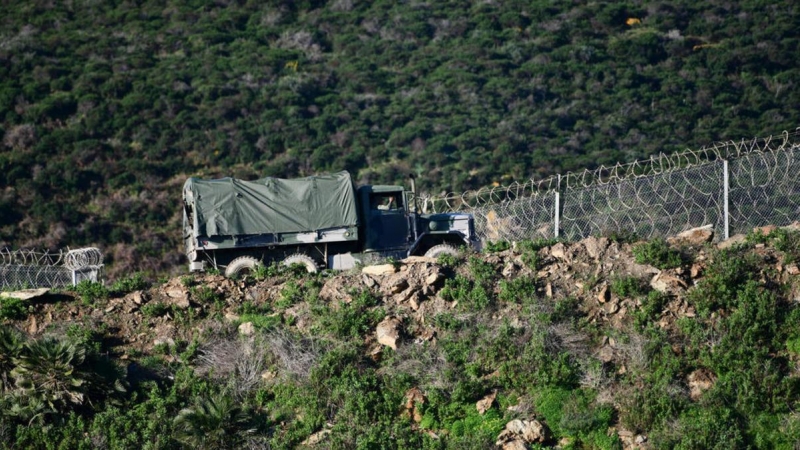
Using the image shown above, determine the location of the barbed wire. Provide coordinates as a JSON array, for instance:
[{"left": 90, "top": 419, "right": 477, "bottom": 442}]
[
  {"left": 0, "top": 247, "right": 103, "bottom": 269},
  {"left": 0, "top": 247, "right": 104, "bottom": 289},
  {"left": 422, "top": 129, "right": 800, "bottom": 213}
]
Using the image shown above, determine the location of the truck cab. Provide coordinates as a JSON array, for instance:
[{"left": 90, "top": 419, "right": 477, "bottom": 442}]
[{"left": 358, "top": 185, "right": 411, "bottom": 252}]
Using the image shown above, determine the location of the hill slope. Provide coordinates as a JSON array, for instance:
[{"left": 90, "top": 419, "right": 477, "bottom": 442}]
[
  {"left": 1, "top": 1, "right": 799, "bottom": 277},
  {"left": 2, "top": 226, "right": 800, "bottom": 448}
]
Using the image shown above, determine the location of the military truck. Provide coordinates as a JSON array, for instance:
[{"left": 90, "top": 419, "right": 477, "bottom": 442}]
[{"left": 182, "top": 171, "right": 480, "bottom": 276}]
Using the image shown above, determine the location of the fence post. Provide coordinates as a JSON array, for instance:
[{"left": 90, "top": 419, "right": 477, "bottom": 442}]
[
  {"left": 554, "top": 174, "right": 561, "bottom": 238},
  {"left": 723, "top": 159, "right": 729, "bottom": 240}
]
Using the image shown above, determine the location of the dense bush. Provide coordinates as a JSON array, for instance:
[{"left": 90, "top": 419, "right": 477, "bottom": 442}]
[{"left": 3, "top": 0, "right": 799, "bottom": 278}]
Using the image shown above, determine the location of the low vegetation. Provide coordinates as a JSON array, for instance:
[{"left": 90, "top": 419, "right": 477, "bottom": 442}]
[{"left": 1, "top": 228, "right": 800, "bottom": 448}]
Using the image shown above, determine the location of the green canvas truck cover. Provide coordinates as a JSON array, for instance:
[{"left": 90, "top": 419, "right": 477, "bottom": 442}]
[{"left": 184, "top": 171, "right": 358, "bottom": 238}]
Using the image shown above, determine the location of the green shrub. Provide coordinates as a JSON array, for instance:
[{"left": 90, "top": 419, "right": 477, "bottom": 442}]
[
  {"left": 440, "top": 274, "right": 493, "bottom": 311},
  {"left": 687, "top": 248, "right": 756, "bottom": 315},
  {"left": 275, "top": 281, "right": 303, "bottom": 310},
  {"left": 634, "top": 290, "right": 669, "bottom": 329},
  {"left": 610, "top": 276, "right": 649, "bottom": 298},
  {"left": 517, "top": 238, "right": 558, "bottom": 270},
  {"left": 110, "top": 272, "right": 148, "bottom": 295},
  {"left": 0, "top": 296, "right": 27, "bottom": 320},
  {"left": 436, "top": 251, "right": 460, "bottom": 268},
  {"left": 651, "top": 406, "right": 746, "bottom": 450},
  {"left": 238, "top": 313, "right": 281, "bottom": 331},
  {"left": 485, "top": 240, "right": 511, "bottom": 253},
  {"left": 173, "top": 392, "right": 255, "bottom": 450},
  {"left": 498, "top": 276, "right": 537, "bottom": 305},
  {"left": 191, "top": 285, "right": 222, "bottom": 304},
  {"left": 632, "top": 238, "right": 684, "bottom": 269},
  {"left": 315, "top": 290, "right": 383, "bottom": 340},
  {"left": 73, "top": 280, "right": 109, "bottom": 306},
  {"left": 141, "top": 301, "right": 171, "bottom": 317}
]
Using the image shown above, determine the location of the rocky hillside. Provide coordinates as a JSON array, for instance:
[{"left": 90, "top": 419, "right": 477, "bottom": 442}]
[{"left": 2, "top": 225, "right": 800, "bottom": 449}]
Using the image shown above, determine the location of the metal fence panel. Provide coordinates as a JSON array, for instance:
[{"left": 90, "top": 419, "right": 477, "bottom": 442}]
[
  {"left": 728, "top": 145, "right": 800, "bottom": 235},
  {"left": 471, "top": 193, "right": 556, "bottom": 242},
  {"left": 561, "top": 163, "right": 725, "bottom": 241},
  {"left": 426, "top": 131, "right": 800, "bottom": 244},
  {"left": 0, "top": 248, "right": 103, "bottom": 290}
]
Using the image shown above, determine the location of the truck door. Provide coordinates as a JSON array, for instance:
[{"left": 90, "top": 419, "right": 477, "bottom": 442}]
[{"left": 364, "top": 191, "right": 410, "bottom": 251}]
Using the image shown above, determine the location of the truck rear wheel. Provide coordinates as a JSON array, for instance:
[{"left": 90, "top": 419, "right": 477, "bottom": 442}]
[
  {"left": 424, "top": 244, "right": 459, "bottom": 258},
  {"left": 282, "top": 254, "right": 319, "bottom": 273},
  {"left": 225, "top": 256, "right": 261, "bottom": 278}
]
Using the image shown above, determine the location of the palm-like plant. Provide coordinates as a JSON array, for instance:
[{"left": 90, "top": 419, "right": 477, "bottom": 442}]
[
  {"left": 173, "top": 392, "right": 255, "bottom": 449},
  {"left": 10, "top": 337, "right": 89, "bottom": 410},
  {"left": 0, "top": 327, "right": 25, "bottom": 392}
]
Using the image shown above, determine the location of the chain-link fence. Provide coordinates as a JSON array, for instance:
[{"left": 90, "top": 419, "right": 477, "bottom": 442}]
[
  {"left": 423, "top": 130, "right": 800, "bottom": 243},
  {"left": 0, "top": 247, "right": 103, "bottom": 290}
]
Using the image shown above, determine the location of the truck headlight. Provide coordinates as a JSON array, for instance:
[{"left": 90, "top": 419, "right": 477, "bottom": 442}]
[{"left": 429, "top": 221, "right": 438, "bottom": 231}]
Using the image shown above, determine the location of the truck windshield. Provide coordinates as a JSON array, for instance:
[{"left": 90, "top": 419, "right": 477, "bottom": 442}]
[{"left": 372, "top": 193, "right": 403, "bottom": 211}]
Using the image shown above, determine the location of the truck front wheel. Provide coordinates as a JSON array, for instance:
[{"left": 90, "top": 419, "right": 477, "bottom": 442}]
[
  {"left": 282, "top": 254, "right": 319, "bottom": 273},
  {"left": 225, "top": 256, "right": 261, "bottom": 278},
  {"left": 424, "top": 244, "right": 459, "bottom": 258}
]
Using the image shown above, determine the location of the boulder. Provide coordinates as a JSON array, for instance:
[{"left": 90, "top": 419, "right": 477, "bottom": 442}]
[
  {"left": 238, "top": 321, "right": 255, "bottom": 336},
  {"left": 376, "top": 317, "right": 402, "bottom": 350},
  {"left": 550, "top": 242, "right": 568, "bottom": 260},
  {"left": 668, "top": 225, "right": 714, "bottom": 246},
  {"left": 476, "top": 390, "right": 497, "bottom": 415},
  {"left": 496, "top": 419, "right": 550, "bottom": 448},
  {"left": 582, "top": 236, "right": 609, "bottom": 260},
  {"left": 362, "top": 264, "right": 397, "bottom": 276},
  {"left": 650, "top": 272, "right": 688, "bottom": 293},
  {"left": 0, "top": 288, "right": 49, "bottom": 300},
  {"left": 404, "top": 387, "right": 426, "bottom": 423}
]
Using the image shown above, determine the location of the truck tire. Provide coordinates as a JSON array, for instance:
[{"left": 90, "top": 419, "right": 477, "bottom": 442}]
[
  {"left": 225, "top": 256, "right": 261, "bottom": 278},
  {"left": 424, "top": 244, "right": 459, "bottom": 258},
  {"left": 282, "top": 254, "right": 319, "bottom": 273}
]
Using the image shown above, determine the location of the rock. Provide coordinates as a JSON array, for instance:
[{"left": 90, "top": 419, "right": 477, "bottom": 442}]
[
  {"left": 408, "top": 294, "right": 420, "bottom": 311},
  {"left": 320, "top": 279, "right": 352, "bottom": 303},
  {"left": 238, "top": 322, "right": 255, "bottom": 336},
  {"left": 753, "top": 225, "right": 777, "bottom": 236},
  {"left": 425, "top": 270, "right": 443, "bottom": 286},
  {"left": 603, "top": 300, "right": 620, "bottom": 315},
  {"left": 362, "top": 264, "right": 397, "bottom": 276},
  {"left": 497, "top": 440, "right": 527, "bottom": 450},
  {"left": 224, "top": 312, "right": 240, "bottom": 322},
  {"left": 261, "top": 371, "right": 277, "bottom": 381},
  {"left": 403, "top": 256, "right": 437, "bottom": 265},
  {"left": 583, "top": 236, "right": 609, "bottom": 260},
  {"left": 598, "top": 345, "right": 615, "bottom": 363},
  {"left": 690, "top": 263, "right": 704, "bottom": 279},
  {"left": 688, "top": 368, "right": 716, "bottom": 401},
  {"left": 301, "top": 429, "right": 331, "bottom": 446},
  {"left": 387, "top": 277, "right": 409, "bottom": 294},
  {"left": 668, "top": 225, "right": 713, "bottom": 246},
  {"left": 502, "top": 262, "right": 517, "bottom": 278},
  {"left": 376, "top": 317, "right": 402, "bottom": 350},
  {"left": 129, "top": 290, "right": 145, "bottom": 305},
  {"left": 717, "top": 233, "right": 746, "bottom": 250},
  {"left": 404, "top": 387, "right": 426, "bottom": 423},
  {"left": 597, "top": 284, "right": 610, "bottom": 303},
  {"left": 361, "top": 274, "right": 378, "bottom": 289},
  {"left": 477, "top": 390, "right": 497, "bottom": 415},
  {"left": 788, "top": 264, "right": 800, "bottom": 275},
  {"left": 550, "top": 242, "right": 568, "bottom": 260},
  {"left": 496, "top": 419, "right": 550, "bottom": 446},
  {"left": 0, "top": 288, "right": 49, "bottom": 300},
  {"left": 651, "top": 272, "right": 688, "bottom": 293}
]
